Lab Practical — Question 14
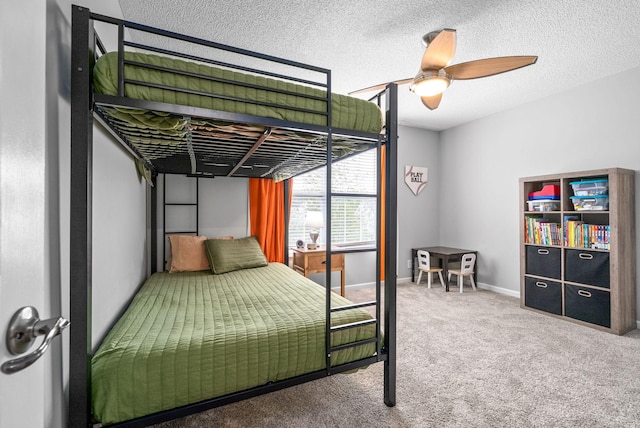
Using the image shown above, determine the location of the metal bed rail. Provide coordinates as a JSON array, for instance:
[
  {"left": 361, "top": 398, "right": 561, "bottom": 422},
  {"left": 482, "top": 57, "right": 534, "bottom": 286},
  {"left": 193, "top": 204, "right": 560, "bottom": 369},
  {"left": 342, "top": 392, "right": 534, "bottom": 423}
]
[
  {"left": 90, "top": 10, "right": 332, "bottom": 126},
  {"left": 90, "top": 13, "right": 331, "bottom": 103}
]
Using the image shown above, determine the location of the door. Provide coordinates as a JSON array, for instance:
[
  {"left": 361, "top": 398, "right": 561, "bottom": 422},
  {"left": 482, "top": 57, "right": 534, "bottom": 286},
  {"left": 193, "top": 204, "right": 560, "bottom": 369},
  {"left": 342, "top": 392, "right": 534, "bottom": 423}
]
[{"left": 0, "top": 3, "right": 61, "bottom": 427}]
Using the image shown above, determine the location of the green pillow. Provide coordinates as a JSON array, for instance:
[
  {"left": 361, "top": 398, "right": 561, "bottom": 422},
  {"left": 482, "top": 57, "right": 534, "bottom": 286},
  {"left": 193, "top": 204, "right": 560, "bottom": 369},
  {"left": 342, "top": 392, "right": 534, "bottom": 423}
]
[{"left": 205, "top": 236, "right": 268, "bottom": 274}]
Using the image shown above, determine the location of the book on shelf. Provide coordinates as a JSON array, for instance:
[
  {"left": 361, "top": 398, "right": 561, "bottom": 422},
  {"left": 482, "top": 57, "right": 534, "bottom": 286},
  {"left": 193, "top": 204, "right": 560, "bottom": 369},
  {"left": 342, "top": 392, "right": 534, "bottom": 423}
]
[
  {"left": 563, "top": 215, "right": 610, "bottom": 250},
  {"left": 524, "top": 216, "right": 561, "bottom": 246},
  {"left": 526, "top": 215, "right": 610, "bottom": 249}
]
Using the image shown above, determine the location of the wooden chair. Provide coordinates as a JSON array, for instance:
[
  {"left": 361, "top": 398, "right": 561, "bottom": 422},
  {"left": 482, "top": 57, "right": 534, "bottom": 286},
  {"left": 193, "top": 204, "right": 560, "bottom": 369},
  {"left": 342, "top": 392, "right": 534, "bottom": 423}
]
[
  {"left": 416, "top": 250, "right": 445, "bottom": 289},
  {"left": 448, "top": 253, "right": 477, "bottom": 293}
]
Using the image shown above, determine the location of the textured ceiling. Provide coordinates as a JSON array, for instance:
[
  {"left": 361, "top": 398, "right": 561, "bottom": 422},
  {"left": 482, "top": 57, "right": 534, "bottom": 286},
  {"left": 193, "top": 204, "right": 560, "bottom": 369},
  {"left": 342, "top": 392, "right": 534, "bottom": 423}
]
[{"left": 117, "top": 0, "right": 640, "bottom": 131}]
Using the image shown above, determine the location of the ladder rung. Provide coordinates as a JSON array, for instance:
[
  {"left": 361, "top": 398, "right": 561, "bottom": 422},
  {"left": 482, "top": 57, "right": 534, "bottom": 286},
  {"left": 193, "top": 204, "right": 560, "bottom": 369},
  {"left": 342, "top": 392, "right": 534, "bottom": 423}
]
[
  {"left": 330, "top": 337, "right": 378, "bottom": 352},
  {"left": 330, "top": 318, "right": 377, "bottom": 333},
  {"left": 331, "top": 300, "right": 376, "bottom": 312}
]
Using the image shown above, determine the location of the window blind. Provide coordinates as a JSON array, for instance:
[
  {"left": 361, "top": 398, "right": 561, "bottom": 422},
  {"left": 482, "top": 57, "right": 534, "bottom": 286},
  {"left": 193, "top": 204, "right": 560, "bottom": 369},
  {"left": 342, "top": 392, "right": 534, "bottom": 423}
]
[{"left": 289, "top": 149, "right": 377, "bottom": 247}]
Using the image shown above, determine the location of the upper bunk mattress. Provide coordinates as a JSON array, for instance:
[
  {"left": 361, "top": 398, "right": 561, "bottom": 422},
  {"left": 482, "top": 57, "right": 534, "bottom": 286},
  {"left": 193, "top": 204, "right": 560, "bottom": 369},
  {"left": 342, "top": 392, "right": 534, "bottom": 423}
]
[
  {"left": 91, "top": 263, "right": 377, "bottom": 424},
  {"left": 93, "top": 51, "right": 383, "bottom": 134}
]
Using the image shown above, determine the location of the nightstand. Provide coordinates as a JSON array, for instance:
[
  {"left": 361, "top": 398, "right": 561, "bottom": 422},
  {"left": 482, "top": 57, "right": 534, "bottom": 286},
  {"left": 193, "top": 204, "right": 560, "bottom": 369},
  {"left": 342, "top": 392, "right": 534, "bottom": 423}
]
[{"left": 292, "top": 246, "right": 345, "bottom": 296}]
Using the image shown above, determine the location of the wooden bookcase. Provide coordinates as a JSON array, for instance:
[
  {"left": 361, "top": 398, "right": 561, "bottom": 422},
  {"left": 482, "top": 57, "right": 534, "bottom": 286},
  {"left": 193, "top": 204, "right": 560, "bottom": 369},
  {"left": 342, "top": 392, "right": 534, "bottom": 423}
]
[{"left": 519, "top": 168, "right": 636, "bottom": 335}]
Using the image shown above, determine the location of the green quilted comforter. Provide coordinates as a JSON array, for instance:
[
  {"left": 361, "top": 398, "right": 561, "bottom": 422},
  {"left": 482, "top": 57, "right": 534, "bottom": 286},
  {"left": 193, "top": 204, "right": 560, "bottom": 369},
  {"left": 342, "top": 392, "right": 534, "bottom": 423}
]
[
  {"left": 93, "top": 51, "right": 383, "bottom": 134},
  {"left": 91, "top": 263, "right": 377, "bottom": 424}
]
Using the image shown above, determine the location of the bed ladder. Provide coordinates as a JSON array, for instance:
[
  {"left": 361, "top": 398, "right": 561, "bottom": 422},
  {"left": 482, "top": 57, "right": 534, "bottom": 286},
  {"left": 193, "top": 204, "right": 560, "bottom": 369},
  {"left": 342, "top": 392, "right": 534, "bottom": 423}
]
[
  {"left": 162, "top": 174, "right": 200, "bottom": 271},
  {"left": 329, "top": 301, "right": 380, "bottom": 371},
  {"left": 322, "top": 131, "right": 386, "bottom": 374}
]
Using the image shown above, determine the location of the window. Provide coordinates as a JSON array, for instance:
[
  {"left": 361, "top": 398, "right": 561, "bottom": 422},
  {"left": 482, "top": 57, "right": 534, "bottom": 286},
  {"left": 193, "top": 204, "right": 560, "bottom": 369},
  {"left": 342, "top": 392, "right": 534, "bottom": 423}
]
[{"left": 289, "top": 149, "right": 378, "bottom": 248}]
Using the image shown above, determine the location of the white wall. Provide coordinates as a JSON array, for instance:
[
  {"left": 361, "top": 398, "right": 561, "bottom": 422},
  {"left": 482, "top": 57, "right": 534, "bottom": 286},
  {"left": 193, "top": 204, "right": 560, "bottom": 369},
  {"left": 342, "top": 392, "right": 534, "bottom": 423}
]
[
  {"left": 439, "top": 66, "right": 640, "bottom": 310},
  {"left": 91, "top": 126, "right": 147, "bottom": 348},
  {"left": 396, "top": 125, "right": 441, "bottom": 279},
  {"left": 157, "top": 175, "right": 250, "bottom": 270},
  {"left": 199, "top": 177, "right": 249, "bottom": 238}
]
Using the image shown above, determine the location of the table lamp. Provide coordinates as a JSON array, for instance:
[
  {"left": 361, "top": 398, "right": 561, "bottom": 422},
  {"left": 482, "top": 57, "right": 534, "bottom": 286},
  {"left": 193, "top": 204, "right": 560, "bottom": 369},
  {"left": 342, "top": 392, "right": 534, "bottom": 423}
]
[{"left": 305, "top": 211, "right": 324, "bottom": 250}]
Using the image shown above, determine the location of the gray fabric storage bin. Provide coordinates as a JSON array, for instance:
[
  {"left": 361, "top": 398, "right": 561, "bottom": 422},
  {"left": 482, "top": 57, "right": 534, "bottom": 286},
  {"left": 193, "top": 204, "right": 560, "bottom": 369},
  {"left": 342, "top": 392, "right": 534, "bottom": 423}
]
[
  {"left": 564, "top": 284, "right": 611, "bottom": 328},
  {"left": 524, "top": 276, "right": 562, "bottom": 315},
  {"left": 565, "top": 249, "right": 610, "bottom": 288},
  {"left": 525, "top": 246, "right": 561, "bottom": 280}
]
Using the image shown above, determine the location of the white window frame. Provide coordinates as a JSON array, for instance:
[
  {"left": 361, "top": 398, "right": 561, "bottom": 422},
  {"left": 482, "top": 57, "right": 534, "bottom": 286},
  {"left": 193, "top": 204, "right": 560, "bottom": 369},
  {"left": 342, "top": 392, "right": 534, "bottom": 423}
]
[{"left": 289, "top": 149, "right": 378, "bottom": 249}]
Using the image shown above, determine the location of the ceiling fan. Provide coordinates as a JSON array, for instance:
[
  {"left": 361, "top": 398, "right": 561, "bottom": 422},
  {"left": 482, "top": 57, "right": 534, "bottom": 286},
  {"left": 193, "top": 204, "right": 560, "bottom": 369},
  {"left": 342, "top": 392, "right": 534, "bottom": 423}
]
[{"left": 350, "top": 29, "right": 538, "bottom": 110}]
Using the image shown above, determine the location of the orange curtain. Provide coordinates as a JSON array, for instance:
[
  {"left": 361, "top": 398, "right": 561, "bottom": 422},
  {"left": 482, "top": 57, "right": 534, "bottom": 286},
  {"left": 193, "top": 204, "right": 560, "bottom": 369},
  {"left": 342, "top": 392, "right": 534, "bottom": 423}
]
[
  {"left": 249, "top": 178, "right": 291, "bottom": 263},
  {"left": 380, "top": 145, "right": 386, "bottom": 281}
]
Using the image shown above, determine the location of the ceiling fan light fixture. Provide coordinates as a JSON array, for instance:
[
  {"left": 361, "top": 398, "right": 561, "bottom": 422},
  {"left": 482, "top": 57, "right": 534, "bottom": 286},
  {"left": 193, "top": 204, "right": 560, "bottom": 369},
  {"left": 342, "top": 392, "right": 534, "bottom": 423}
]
[{"left": 410, "top": 70, "right": 451, "bottom": 97}]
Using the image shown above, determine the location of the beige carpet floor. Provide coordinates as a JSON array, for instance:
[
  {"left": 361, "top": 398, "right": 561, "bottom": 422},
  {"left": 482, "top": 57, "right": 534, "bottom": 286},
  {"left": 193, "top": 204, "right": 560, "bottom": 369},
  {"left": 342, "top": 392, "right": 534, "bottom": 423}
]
[{"left": 154, "top": 281, "right": 640, "bottom": 428}]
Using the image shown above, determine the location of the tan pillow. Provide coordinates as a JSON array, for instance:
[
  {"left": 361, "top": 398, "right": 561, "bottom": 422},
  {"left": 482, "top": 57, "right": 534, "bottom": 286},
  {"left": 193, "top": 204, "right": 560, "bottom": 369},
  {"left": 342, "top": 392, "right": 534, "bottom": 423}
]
[{"left": 168, "top": 235, "right": 210, "bottom": 273}]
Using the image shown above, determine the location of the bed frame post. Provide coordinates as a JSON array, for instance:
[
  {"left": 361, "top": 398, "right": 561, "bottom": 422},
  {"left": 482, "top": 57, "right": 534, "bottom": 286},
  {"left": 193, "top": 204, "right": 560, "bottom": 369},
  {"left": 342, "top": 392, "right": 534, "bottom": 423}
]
[
  {"left": 384, "top": 83, "right": 398, "bottom": 407},
  {"left": 69, "top": 5, "right": 94, "bottom": 427},
  {"left": 283, "top": 178, "right": 290, "bottom": 264},
  {"left": 150, "top": 177, "right": 158, "bottom": 273}
]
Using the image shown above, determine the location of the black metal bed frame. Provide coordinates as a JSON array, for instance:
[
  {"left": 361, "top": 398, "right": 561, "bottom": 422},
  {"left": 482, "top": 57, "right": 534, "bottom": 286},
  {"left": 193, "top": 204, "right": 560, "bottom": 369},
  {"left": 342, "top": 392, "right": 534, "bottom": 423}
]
[{"left": 69, "top": 5, "right": 397, "bottom": 427}]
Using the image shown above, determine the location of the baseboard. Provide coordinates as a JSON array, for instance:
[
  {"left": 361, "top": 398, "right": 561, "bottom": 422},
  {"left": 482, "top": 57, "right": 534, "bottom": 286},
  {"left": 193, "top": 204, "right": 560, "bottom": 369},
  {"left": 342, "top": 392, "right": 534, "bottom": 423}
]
[
  {"left": 349, "top": 278, "right": 640, "bottom": 329},
  {"left": 477, "top": 283, "right": 520, "bottom": 298},
  {"left": 401, "top": 276, "right": 520, "bottom": 298},
  {"left": 336, "top": 281, "right": 375, "bottom": 291},
  {"left": 474, "top": 285, "right": 640, "bottom": 329},
  {"left": 340, "top": 276, "right": 412, "bottom": 290}
]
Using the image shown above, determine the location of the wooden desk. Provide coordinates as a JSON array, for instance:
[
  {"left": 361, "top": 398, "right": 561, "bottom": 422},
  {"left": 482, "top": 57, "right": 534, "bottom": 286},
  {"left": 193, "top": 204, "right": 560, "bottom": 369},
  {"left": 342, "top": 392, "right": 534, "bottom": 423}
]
[
  {"left": 411, "top": 246, "right": 478, "bottom": 292},
  {"left": 292, "top": 246, "right": 345, "bottom": 296}
]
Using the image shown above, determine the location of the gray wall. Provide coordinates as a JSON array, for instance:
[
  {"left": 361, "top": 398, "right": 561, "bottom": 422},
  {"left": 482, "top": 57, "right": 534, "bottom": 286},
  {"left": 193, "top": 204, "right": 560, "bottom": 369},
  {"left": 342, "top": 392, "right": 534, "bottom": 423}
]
[
  {"left": 92, "top": 127, "right": 147, "bottom": 348},
  {"left": 439, "top": 66, "right": 640, "bottom": 313},
  {"left": 396, "top": 126, "right": 441, "bottom": 279}
]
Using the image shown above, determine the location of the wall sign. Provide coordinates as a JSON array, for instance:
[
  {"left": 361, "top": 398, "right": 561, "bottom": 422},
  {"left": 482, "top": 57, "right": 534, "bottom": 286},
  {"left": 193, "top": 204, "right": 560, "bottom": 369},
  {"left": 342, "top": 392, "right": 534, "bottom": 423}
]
[{"left": 404, "top": 165, "right": 428, "bottom": 196}]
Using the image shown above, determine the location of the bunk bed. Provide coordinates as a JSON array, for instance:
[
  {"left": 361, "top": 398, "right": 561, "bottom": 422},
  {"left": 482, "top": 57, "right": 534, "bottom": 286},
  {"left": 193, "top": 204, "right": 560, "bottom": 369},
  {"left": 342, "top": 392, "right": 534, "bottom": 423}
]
[{"left": 69, "top": 5, "right": 398, "bottom": 427}]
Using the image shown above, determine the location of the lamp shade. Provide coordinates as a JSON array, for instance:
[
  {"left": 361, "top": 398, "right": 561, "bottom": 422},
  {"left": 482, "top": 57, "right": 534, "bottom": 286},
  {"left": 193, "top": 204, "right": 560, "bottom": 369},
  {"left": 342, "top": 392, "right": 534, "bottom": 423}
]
[
  {"left": 410, "top": 69, "right": 451, "bottom": 97},
  {"left": 304, "top": 211, "right": 324, "bottom": 229}
]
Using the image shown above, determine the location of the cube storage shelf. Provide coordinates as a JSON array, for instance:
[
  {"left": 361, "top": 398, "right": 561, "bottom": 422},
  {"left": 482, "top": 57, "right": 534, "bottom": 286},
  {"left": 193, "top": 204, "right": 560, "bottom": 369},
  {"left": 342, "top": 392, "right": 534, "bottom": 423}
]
[{"left": 519, "top": 168, "right": 636, "bottom": 335}]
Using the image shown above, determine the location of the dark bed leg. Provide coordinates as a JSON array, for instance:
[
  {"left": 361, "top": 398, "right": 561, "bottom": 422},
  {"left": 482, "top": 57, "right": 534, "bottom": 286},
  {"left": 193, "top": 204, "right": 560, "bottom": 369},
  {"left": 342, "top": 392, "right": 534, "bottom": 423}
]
[
  {"left": 69, "top": 5, "right": 94, "bottom": 427},
  {"left": 384, "top": 83, "right": 398, "bottom": 407},
  {"left": 283, "top": 178, "right": 290, "bottom": 264},
  {"left": 150, "top": 176, "right": 157, "bottom": 274}
]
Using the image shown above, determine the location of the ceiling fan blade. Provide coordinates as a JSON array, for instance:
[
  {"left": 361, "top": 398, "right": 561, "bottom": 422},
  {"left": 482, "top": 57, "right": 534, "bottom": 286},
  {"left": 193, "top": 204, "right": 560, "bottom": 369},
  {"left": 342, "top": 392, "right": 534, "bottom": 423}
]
[
  {"left": 420, "top": 29, "right": 456, "bottom": 70},
  {"left": 421, "top": 93, "right": 443, "bottom": 110},
  {"left": 349, "top": 78, "right": 413, "bottom": 95},
  {"left": 445, "top": 56, "right": 538, "bottom": 80}
]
